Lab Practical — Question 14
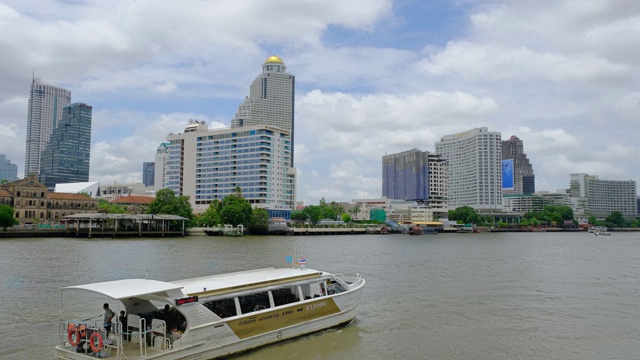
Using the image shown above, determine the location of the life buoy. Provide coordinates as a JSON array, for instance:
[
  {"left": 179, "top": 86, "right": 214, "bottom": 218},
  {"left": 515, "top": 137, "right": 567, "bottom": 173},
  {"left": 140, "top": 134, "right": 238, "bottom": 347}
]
[
  {"left": 89, "top": 332, "right": 103, "bottom": 353},
  {"left": 67, "top": 324, "right": 81, "bottom": 347}
]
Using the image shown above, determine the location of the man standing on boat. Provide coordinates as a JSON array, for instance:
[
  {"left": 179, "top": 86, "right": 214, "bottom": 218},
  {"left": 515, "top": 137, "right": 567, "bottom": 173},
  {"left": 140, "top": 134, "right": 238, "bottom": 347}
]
[{"left": 103, "top": 303, "right": 115, "bottom": 338}]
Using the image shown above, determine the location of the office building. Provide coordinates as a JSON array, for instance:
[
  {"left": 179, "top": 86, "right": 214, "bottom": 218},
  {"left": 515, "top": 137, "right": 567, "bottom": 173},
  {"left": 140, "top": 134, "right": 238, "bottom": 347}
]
[
  {"left": 502, "top": 135, "right": 535, "bottom": 195},
  {"left": 435, "top": 127, "right": 502, "bottom": 210},
  {"left": 143, "top": 162, "right": 155, "bottom": 187},
  {"left": 24, "top": 78, "right": 72, "bottom": 175},
  {"left": 0, "top": 154, "right": 18, "bottom": 182},
  {"left": 154, "top": 143, "right": 169, "bottom": 191},
  {"left": 231, "top": 55, "right": 295, "bottom": 164},
  {"left": 39, "top": 103, "right": 92, "bottom": 187},
  {"left": 569, "top": 173, "right": 637, "bottom": 219},
  {"left": 166, "top": 122, "right": 296, "bottom": 216},
  {"left": 382, "top": 149, "right": 448, "bottom": 213}
]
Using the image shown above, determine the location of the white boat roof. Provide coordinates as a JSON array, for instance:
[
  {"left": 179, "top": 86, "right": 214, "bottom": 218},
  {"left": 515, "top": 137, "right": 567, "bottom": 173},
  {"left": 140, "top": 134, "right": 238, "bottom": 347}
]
[
  {"left": 63, "top": 279, "right": 183, "bottom": 300},
  {"left": 63, "top": 268, "right": 325, "bottom": 300},
  {"left": 174, "top": 267, "right": 324, "bottom": 297}
]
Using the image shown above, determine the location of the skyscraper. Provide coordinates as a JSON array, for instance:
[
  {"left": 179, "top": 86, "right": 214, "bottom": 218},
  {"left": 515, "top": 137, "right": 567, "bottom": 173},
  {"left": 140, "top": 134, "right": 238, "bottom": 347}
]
[
  {"left": 231, "top": 56, "right": 295, "bottom": 163},
  {"left": 382, "top": 149, "right": 448, "bottom": 212},
  {"left": 142, "top": 162, "right": 155, "bottom": 187},
  {"left": 0, "top": 154, "right": 18, "bottom": 182},
  {"left": 39, "top": 103, "right": 92, "bottom": 187},
  {"left": 502, "top": 135, "right": 535, "bottom": 195},
  {"left": 154, "top": 143, "right": 169, "bottom": 192},
  {"left": 435, "top": 127, "right": 502, "bottom": 210},
  {"left": 25, "top": 77, "right": 72, "bottom": 176}
]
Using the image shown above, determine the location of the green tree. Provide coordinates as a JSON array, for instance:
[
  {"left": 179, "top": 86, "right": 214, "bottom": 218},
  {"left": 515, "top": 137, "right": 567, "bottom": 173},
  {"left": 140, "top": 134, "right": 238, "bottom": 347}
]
[
  {"left": 147, "top": 188, "right": 194, "bottom": 222},
  {"left": 605, "top": 211, "right": 626, "bottom": 227},
  {"left": 448, "top": 206, "right": 481, "bottom": 225},
  {"left": 220, "top": 194, "right": 252, "bottom": 226},
  {"left": 303, "top": 205, "right": 323, "bottom": 224},
  {"left": 341, "top": 213, "right": 352, "bottom": 223},
  {"left": 0, "top": 205, "right": 17, "bottom": 230},
  {"left": 290, "top": 210, "right": 306, "bottom": 222},
  {"left": 97, "top": 198, "right": 126, "bottom": 214},
  {"left": 200, "top": 201, "right": 221, "bottom": 226},
  {"left": 248, "top": 208, "right": 269, "bottom": 234}
]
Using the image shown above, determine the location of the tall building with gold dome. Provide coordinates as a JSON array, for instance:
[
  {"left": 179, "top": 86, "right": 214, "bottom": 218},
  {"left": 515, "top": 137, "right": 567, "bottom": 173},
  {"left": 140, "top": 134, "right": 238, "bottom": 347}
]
[{"left": 231, "top": 55, "right": 296, "bottom": 164}]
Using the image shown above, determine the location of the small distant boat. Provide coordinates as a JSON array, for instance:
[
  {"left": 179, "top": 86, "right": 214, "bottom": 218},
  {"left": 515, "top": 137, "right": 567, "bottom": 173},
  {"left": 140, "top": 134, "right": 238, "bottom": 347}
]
[
  {"left": 408, "top": 225, "right": 423, "bottom": 235},
  {"left": 590, "top": 226, "right": 611, "bottom": 236}
]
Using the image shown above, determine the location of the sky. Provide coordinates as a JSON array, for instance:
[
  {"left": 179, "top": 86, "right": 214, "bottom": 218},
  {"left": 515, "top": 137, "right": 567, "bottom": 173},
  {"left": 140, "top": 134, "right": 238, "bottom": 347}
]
[{"left": 0, "top": 0, "right": 639, "bottom": 205}]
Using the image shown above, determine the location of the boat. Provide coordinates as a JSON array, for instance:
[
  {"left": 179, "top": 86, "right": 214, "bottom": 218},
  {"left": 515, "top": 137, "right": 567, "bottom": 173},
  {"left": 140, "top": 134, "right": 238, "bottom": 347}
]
[
  {"left": 55, "top": 267, "right": 365, "bottom": 359},
  {"left": 590, "top": 226, "right": 611, "bottom": 236},
  {"left": 408, "top": 224, "right": 423, "bottom": 235}
]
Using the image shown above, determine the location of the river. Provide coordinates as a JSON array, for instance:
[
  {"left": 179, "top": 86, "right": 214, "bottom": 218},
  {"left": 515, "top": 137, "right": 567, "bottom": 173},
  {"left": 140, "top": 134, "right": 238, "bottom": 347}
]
[{"left": 0, "top": 232, "right": 639, "bottom": 359}]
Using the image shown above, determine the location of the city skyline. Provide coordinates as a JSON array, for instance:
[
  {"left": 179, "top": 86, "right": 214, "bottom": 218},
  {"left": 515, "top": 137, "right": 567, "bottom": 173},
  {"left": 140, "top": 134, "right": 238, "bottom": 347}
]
[{"left": 0, "top": 1, "right": 639, "bottom": 204}]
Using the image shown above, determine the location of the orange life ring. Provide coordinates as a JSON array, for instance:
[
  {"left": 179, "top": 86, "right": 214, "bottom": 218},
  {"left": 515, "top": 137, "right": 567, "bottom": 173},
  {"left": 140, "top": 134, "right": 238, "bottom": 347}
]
[
  {"left": 67, "top": 324, "right": 81, "bottom": 347},
  {"left": 89, "top": 332, "right": 103, "bottom": 353}
]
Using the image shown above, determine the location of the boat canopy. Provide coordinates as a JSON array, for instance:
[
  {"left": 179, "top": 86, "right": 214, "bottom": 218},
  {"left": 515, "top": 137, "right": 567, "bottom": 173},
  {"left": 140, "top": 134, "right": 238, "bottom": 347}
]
[
  {"left": 62, "top": 279, "right": 184, "bottom": 300},
  {"left": 174, "top": 267, "right": 323, "bottom": 298}
]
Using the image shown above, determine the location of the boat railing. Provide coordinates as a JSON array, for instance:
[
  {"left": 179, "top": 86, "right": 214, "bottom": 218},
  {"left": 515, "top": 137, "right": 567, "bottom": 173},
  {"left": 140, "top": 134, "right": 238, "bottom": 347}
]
[
  {"left": 60, "top": 319, "right": 122, "bottom": 358},
  {"left": 334, "top": 273, "right": 364, "bottom": 287}
]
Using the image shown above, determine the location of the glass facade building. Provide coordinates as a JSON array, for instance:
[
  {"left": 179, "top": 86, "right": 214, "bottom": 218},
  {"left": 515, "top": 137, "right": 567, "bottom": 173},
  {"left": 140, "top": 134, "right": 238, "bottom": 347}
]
[
  {"left": 142, "top": 162, "right": 155, "bottom": 187},
  {"left": 0, "top": 154, "right": 18, "bottom": 182},
  {"left": 25, "top": 78, "right": 71, "bottom": 175},
  {"left": 39, "top": 103, "right": 92, "bottom": 187},
  {"left": 381, "top": 149, "right": 447, "bottom": 212}
]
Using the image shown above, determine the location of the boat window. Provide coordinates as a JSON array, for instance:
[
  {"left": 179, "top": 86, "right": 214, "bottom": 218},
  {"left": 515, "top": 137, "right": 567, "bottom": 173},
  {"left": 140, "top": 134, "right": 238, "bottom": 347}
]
[
  {"left": 271, "top": 287, "right": 299, "bottom": 306},
  {"left": 202, "top": 298, "right": 237, "bottom": 318},
  {"left": 327, "top": 280, "right": 346, "bottom": 295},
  {"left": 238, "top": 291, "right": 270, "bottom": 314},
  {"left": 302, "top": 281, "right": 327, "bottom": 299}
]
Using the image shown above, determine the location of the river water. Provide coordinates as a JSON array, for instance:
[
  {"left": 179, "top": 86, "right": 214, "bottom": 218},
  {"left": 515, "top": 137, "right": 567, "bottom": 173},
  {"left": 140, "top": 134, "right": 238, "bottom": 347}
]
[{"left": 1, "top": 232, "right": 639, "bottom": 359}]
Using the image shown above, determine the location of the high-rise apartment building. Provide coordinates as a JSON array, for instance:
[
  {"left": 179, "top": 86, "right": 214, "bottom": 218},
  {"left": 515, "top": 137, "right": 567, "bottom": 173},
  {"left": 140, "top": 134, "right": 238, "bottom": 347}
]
[
  {"left": 142, "top": 162, "right": 155, "bottom": 187},
  {"left": 154, "top": 143, "right": 169, "bottom": 191},
  {"left": 166, "top": 122, "right": 296, "bottom": 216},
  {"left": 39, "top": 103, "right": 92, "bottom": 187},
  {"left": 382, "top": 148, "right": 448, "bottom": 212},
  {"left": 0, "top": 154, "right": 18, "bottom": 182},
  {"left": 25, "top": 78, "right": 72, "bottom": 176},
  {"left": 435, "top": 127, "right": 502, "bottom": 210},
  {"left": 569, "top": 173, "right": 637, "bottom": 219},
  {"left": 231, "top": 56, "right": 295, "bottom": 164},
  {"left": 502, "top": 135, "right": 535, "bottom": 195}
]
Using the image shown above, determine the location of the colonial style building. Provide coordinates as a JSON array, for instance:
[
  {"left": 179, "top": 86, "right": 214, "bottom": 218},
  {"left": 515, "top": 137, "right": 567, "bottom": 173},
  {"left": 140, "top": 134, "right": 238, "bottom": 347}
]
[{"left": 0, "top": 175, "right": 97, "bottom": 225}]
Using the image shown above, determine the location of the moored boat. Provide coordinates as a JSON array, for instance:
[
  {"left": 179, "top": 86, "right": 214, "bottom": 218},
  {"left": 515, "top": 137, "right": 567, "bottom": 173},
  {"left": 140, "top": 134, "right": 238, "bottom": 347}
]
[
  {"left": 408, "top": 224, "right": 423, "bottom": 235},
  {"left": 55, "top": 267, "right": 365, "bottom": 359}
]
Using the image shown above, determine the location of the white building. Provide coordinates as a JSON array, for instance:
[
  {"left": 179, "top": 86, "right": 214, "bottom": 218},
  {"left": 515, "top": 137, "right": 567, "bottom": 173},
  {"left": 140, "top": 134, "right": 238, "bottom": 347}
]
[
  {"left": 154, "top": 142, "right": 169, "bottom": 192},
  {"left": 231, "top": 55, "right": 296, "bottom": 164},
  {"left": 569, "top": 173, "right": 637, "bottom": 220},
  {"left": 24, "top": 77, "right": 71, "bottom": 176},
  {"left": 436, "top": 127, "right": 502, "bottom": 210},
  {"left": 54, "top": 181, "right": 100, "bottom": 198},
  {"left": 166, "top": 122, "right": 296, "bottom": 214},
  {"left": 98, "top": 182, "right": 152, "bottom": 201}
]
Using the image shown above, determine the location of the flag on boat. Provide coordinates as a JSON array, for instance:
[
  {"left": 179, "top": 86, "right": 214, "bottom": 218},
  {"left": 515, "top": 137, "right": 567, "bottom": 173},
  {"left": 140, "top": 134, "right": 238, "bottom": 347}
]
[
  {"left": 298, "top": 257, "right": 306, "bottom": 265},
  {"left": 285, "top": 255, "right": 293, "bottom": 264}
]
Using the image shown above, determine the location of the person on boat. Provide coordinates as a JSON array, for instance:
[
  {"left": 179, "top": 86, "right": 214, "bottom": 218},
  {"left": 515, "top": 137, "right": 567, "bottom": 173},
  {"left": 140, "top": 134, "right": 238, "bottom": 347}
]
[
  {"left": 119, "top": 310, "right": 129, "bottom": 341},
  {"left": 103, "top": 303, "right": 115, "bottom": 338}
]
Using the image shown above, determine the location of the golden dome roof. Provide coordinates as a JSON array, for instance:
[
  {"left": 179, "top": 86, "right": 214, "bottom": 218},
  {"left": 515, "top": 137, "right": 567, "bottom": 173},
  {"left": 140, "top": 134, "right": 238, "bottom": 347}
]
[{"left": 264, "top": 55, "right": 284, "bottom": 64}]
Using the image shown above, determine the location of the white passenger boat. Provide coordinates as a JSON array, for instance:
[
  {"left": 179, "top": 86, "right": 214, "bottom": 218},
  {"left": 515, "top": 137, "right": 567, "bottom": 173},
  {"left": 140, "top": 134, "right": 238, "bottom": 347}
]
[{"left": 55, "top": 267, "right": 365, "bottom": 359}]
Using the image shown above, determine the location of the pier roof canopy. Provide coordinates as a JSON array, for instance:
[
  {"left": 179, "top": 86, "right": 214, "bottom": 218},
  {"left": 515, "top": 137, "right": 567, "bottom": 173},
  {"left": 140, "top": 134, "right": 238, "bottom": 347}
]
[{"left": 62, "top": 213, "right": 187, "bottom": 221}]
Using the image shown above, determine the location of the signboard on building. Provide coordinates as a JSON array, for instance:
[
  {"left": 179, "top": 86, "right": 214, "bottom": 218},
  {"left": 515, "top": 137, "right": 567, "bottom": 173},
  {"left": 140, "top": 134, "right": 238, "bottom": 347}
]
[{"left": 502, "top": 159, "right": 514, "bottom": 190}]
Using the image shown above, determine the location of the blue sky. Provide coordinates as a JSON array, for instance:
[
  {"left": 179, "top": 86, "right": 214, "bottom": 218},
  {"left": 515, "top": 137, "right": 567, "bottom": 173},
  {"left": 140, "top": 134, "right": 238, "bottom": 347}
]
[{"left": 1, "top": 0, "right": 639, "bottom": 205}]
